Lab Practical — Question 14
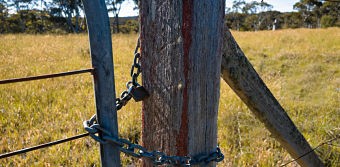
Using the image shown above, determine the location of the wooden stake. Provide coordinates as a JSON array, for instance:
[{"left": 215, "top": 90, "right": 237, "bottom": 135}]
[{"left": 221, "top": 28, "right": 324, "bottom": 167}]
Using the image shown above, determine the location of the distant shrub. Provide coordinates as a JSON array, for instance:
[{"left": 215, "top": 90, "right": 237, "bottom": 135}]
[
  {"left": 321, "top": 15, "right": 336, "bottom": 28},
  {"left": 120, "top": 20, "right": 139, "bottom": 34}
]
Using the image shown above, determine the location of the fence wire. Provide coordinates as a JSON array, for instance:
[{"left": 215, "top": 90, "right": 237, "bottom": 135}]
[
  {"left": 280, "top": 134, "right": 340, "bottom": 166},
  {"left": 0, "top": 65, "right": 339, "bottom": 166},
  {"left": 0, "top": 68, "right": 95, "bottom": 159},
  {"left": 0, "top": 133, "right": 89, "bottom": 159},
  {"left": 0, "top": 68, "right": 94, "bottom": 85}
]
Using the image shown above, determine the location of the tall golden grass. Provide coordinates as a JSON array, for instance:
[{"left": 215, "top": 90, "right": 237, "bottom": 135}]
[{"left": 0, "top": 28, "right": 339, "bottom": 166}]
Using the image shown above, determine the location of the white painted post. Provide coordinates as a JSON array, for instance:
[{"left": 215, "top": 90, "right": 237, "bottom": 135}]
[{"left": 82, "top": 0, "right": 120, "bottom": 166}]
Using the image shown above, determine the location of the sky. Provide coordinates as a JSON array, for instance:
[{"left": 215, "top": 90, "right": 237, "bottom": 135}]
[{"left": 119, "top": 0, "right": 300, "bottom": 17}]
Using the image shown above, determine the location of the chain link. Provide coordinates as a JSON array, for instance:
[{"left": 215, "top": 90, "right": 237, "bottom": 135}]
[
  {"left": 83, "top": 115, "right": 224, "bottom": 166},
  {"left": 115, "top": 37, "right": 142, "bottom": 110},
  {"left": 130, "top": 36, "right": 142, "bottom": 86}
]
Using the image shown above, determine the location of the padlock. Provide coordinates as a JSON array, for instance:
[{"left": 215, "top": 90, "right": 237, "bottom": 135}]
[{"left": 128, "top": 85, "right": 150, "bottom": 102}]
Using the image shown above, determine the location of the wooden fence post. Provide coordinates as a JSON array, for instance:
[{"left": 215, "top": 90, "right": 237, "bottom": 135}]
[
  {"left": 82, "top": 0, "right": 120, "bottom": 166},
  {"left": 140, "top": 0, "right": 225, "bottom": 166},
  {"left": 221, "top": 28, "right": 324, "bottom": 167}
]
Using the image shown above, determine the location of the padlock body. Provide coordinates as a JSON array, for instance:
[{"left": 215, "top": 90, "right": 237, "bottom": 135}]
[{"left": 129, "top": 86, "right": 150, "bottom": 102}]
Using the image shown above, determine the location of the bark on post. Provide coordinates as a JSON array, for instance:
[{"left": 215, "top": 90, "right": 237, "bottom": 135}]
[
  {"left": 221, "top": 28, "right": 324, "bottom": 167},
  {"left": 82, "top": 0, "right": 120, "bottom": 166},
  {"left": 140, "top": 0, "right": 225, "bottom": 166}
]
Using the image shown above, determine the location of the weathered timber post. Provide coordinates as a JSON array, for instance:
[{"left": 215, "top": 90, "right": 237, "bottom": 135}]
[
  {"left": 140, "top": 0, "right": 225, "bottom": 166},
  {"left": 82, "top": 0, "right": 120, "bottom": 166},
  {"left": 221, "top": 28, "right": 324, "bottom": 167}
]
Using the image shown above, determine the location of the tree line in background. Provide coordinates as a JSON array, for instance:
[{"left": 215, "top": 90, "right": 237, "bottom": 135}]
[
  {"left": 226, "top": 0, "right": 339, "bottom": 31},
  {"left": 0, "top": 0, "right": 339, "bottom": 34},
  {"left": 0, "top": 0, "right": 138, "bottom": 33}
]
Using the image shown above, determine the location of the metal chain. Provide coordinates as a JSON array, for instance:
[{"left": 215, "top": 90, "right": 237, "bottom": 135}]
[
  {"left": 130, "top": 37, "right": 142, "bottom": 86},
  {"left": 115, "top": 37, "right": 142, "bottom": 110},
  {"left": 103, "top": 37, "right": 224, "bottom": 165},
  {"left": 83, "top": 115, "right": 224, "bottom": 166}
]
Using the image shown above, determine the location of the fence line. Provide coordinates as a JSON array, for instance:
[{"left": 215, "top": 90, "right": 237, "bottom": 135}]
[
  {"left": 0, "top": 66, "right": 339, "bottom": 165},
  {"left": 1, "top": 121, "right": 339, "bottom": 165},
  {"left": 0, "top": 68, "right": 94, "bottom": 85},
  {"left": 0, "top": 68, "right": 96, "bottom": 160},
  {"left": 280, "top": 134, "right": 340, "bottom": 166},
  {"left": 0, "top": 60, "right": 338, "bottom": 165},
  {"left": 0, "top": 133, "right": 89, "bottom": 159}
]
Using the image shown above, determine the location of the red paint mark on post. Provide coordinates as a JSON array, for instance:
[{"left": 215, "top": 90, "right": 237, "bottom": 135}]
[{"left": 176, "top": 0, "right": 193, "bottom": 157}]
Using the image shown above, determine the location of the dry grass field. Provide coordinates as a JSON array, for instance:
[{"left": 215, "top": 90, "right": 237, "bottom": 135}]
[{"left": 0, "top": 28, "right": 339, "bottom": 166}]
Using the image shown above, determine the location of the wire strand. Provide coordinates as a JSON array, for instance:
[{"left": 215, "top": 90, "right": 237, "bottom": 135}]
[
  {"left": 0, "top": 68, "right": 94, "bottom": 85},
  {"left": 280, "top": 135, "right": 340, "bottom": 166},
  {"left": 0, "top": 133, "right": 89, "bottom": 159}
]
